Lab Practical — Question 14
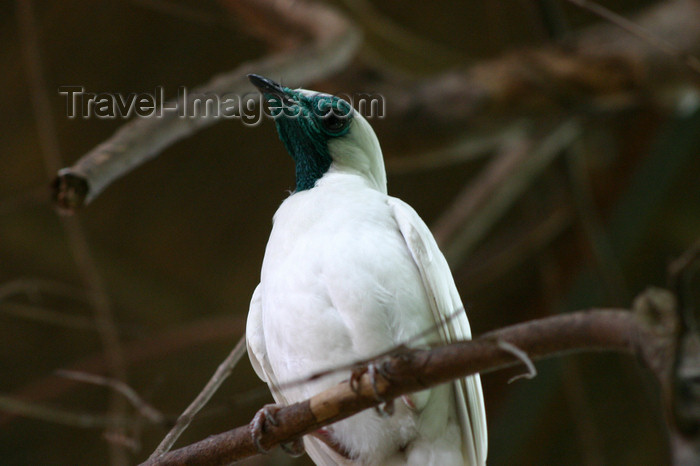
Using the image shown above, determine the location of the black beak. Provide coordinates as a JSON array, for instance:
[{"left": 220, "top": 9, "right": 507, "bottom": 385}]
[{"left": 248, "top": 74, "right": 294, "bottom": 105}]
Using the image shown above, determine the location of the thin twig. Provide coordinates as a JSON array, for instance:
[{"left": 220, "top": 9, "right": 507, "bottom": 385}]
[
  {"left": 457, "top": 204, "right": 573, "bottom": 292},
  {"left": 224, "top": 309, "right": 470, "bottom": 409},
  {"left": 148, "top": 335, "right": 247, "bottom": 459},
  {"left": 271, "top": 307, "right": 466, "bottom": 392},
  {"left": 565, "top": 0, "right": 700, "bottom": 76},
  {"left": 56, "top": 370, "right": 167, "bottom": 426},
  {"left": 0, "top": 315, "right": 245, "bottom": 427},
  {"left": 432, "top": 136, "right": 532, "bottom": 253},
  {"left": 142, "top": 300, "right": 675, "bottom": 466},
  {"left": 0, "top": 302, "right": 143, "bottom": 336},
  {"left": 433, "top": 119, "right": 581, "bottom": 268},
  {"left": 668, "top": 237, "right": 700, "bottom": 282},
  {"left": 566, "top": 141, "right": 629, "bottom": 303},
  {"left": 497, "top": 340, "right": 537, "bottom": 383},
  {"left": 50, "top": 1, "right": 700, "bottom": 211},
  {"left": 0, "top": 302, "right": 97, "bottom": 331},
  {"left": 0, "top": 394, "right": 129, "bottom": 429},
  {"left": 52, "top": 0, "right": 361, "bottom": 211},
  {"left": 104, "top": 430, "right": 142, "bottom": 454},
  {"left": 385, "top": 123, "right": 527, "bottom": 174},
  {"left": 16, "top": 2, "right": 130, "bottom": 464},
  {"left": 339, "top": 0, "right": 463, "bottom": 65},
  {"left": 0, "top": 277, "right": 88, "bottom": 303}
]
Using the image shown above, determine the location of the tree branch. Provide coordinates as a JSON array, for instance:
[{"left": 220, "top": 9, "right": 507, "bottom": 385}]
[
  {"left": 17, "top": 1, "right": 131, "bottom": 463},
  {"left": 55, "top": 370, "right": 167, "bottom": 426},
  {"left": 148, "top": 336, "right": 247, "bottom": 459},
  {"left": 0, "top": 315, "right": 244, "bottom": 427},
  {"left": 142, "top": 288, "right": 679, "bottom": 466},
  {"left": 359, "top": 0, "right": 700, "bottom": 154},
  {"left": 432, "top": 119, "right": 581, "bottom": 266},
  {"left": 52, "top": 0, "right": 700, "bottom": 211},
  {"left": 52, "top": 0, "right": 360, "bottom": 212}
]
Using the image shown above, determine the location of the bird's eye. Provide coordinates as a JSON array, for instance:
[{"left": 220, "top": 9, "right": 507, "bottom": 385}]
[{"left": 322, "top": 114, "right": 348, "bottom": 134}]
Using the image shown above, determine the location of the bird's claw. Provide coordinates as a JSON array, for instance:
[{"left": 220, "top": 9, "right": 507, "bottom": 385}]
[
  {"left": 250, "top": 403, "right": 304, "bottom": 456},
  {"left": 350, "top": 362, "right": 394, "bottom": 417},
  {"left": 250, "top": 404, "right": 279, "bottom": 454},
  {"left": 349, "top": 366, "right": 363, "bottom": 394},
  {"left": 368, "top": 363, "right": 395, "bottom": 417}
]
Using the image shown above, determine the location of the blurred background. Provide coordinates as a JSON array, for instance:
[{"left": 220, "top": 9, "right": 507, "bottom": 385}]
[{"left": 2, "top": 0, "right": 700, "bottom": 464}]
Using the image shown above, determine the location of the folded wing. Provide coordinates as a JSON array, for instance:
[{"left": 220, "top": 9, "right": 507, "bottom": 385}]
[{"left": 388, "top": 197, "right": 488, "bottom": 466}]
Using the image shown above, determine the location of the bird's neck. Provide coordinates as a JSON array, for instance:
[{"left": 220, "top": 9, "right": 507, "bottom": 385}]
[
  {"left": 294, "top": 157, "right": 328, "bottom": 192},
  {"left": 274, "top": 120, "right": 332, "bottom": 192}
]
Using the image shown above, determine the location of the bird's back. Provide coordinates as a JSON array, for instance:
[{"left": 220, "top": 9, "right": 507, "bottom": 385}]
[
  {"left": 250, "top": 172, "right": 481, "bottom": 465},
  {"left": 260, "top": 173, "right": 436, "bottom": 393}
]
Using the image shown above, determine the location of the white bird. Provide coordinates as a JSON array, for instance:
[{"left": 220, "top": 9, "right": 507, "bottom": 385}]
[{"left": 246, "top": 74, "right": 487, "bottom": 466}]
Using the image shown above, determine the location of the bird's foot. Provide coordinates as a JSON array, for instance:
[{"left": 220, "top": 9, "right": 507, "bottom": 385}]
[
  {"left": 349, "top": 366, "right": 363, "bottom": 394},
  {"left": 349, "top": 362, "right": 394, "bottom": 417},
  {"left": 249, "top": 403, "right": 305, "bottom": 456},
  {"left": 250, "top": 404, "right": 279, "bottom": 454}
]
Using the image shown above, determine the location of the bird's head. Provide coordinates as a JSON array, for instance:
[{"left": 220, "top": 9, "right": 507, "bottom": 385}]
[{"left": 249, "top": 74, "right": 386, "bottom": 194}]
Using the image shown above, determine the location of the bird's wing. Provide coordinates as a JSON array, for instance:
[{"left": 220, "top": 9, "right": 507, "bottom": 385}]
[
  {"left": 388, "top": 197, "right": 488, "bottom": 466},
  {"left": 246, "top": 284, "right": 275, "bottom": 390},
  {"left": 247, "top": 284, "right": 350, "bottom": 466}
]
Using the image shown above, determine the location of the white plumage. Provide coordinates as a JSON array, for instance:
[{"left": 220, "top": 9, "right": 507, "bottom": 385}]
[{"left": 246, "top": 82, "right": 487, "bottom": 465}]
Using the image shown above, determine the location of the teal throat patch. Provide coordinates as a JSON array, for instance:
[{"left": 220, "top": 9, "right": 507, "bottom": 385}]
[{"left": 267, "top": 90, "right": 353, "bottom": 191}]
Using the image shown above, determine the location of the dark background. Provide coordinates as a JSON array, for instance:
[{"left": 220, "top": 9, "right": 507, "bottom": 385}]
[{"left": 1, "top": 0, "right": 698, "bottom": 464}]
